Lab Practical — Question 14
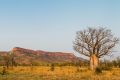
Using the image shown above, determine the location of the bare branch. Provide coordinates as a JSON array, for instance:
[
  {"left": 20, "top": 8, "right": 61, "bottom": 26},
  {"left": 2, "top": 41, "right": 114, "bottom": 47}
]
[{"left": 73, "top": 27, "right": 119, "bottom": 58}]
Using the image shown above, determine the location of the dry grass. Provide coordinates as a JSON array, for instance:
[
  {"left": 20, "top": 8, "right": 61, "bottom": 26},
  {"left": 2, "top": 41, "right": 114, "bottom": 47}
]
[{"left": 0, "top": 66, "right": 120, "bottom": 80}]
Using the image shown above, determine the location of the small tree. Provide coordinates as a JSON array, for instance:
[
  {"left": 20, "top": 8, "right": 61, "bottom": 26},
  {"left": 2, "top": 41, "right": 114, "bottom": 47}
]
[
  {"left": 9, "top": 51, "right": 16, "bottom": 67},
  {"left": 2, "top": 66, "right": 7, "bottom": 75},
  {"left": 116, "top": 57, "right": 120, "bottom": 68},
  {"left": 73, "top": 27, "right": 119, "bottom": 71},
  {"left": 112, "top": 60, "right": 117, "bottom": 67},
  {"left": 3, "top": 54, "right": 10, "bottom": 68},
  {"left": 3, "top": 51, "right": 16, "bottom": 69}
]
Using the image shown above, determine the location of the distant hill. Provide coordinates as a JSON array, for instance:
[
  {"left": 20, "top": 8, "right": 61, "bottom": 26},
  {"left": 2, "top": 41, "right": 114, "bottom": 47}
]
[{"left": 0, "top": 47, "right": 87, "bottom": 65}]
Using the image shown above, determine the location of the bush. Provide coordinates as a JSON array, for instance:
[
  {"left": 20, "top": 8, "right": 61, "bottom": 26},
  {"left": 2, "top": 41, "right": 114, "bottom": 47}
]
[
  {"left": 50, "top": 64, "right": 55, "bottom": 71},
  {"left": 95, "top": 67, "right": 102, "bottom": 74},
  {"left": 2, "top": 66, "right": 7, "bottom": 75}
]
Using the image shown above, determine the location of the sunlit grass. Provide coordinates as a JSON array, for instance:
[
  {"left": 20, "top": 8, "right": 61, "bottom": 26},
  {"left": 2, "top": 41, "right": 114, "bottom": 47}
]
[{"left": 0, "top": 66, "right": 120, "bottom": 80}]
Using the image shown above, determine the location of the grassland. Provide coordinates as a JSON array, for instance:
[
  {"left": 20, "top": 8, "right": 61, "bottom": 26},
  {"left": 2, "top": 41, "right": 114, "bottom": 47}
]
[{"left": 0, "top": 66, "right": 120, "bottom": 80}]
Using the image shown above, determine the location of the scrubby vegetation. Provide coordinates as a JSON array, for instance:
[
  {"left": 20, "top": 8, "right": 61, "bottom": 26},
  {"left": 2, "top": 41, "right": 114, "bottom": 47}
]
[
  {"left": 0, "top": 57, "right": 120, "bottom": 80},
  {"left": 0, "top": 66, "right": 120, "bottom": 80}
]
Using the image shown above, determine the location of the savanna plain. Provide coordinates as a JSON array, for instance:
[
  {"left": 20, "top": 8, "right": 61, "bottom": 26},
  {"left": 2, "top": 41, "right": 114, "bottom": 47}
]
[{"left": 0, "top": 66, "right": 120, "bottom": 80}]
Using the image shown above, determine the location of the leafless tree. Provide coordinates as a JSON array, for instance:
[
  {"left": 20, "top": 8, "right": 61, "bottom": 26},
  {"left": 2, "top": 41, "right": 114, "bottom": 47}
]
[
  {"left": 3, "top": 51, "right": 16, "bottom": 68},
  {"left": 73, "top": 27, "right": 119, "bottom": 70},
  {"left": 3, "top": 53, "right": 10, "bottom": 68}
]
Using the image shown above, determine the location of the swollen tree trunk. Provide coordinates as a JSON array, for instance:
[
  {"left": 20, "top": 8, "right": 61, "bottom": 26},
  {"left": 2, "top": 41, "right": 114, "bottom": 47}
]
[{"left": 90, "top": 54, "right": 99, "bottom": 71}]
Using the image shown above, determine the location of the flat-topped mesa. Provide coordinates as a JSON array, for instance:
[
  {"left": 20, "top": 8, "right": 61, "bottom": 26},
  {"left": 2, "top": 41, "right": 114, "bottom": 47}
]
[
  {"left": 12, "top": 47, "right": 29, "bottom": 51},
  {"left": 11, "top": 47, "right": 77, "bottom": 59},
  {"left": 12, "top": 47, "right": 19, "bottom": 51},
  {"left": 12, "top": 47, "right": 75, "bottom": 56},
  {"left": 12, "top": 47, "right": 36, "bottom": 54},
  {"left": 12, "top": 47, "right": 30, "bottom": 51},
  {"left": 0, "top": 47, "right": 87, "bottom": 65},
  {"left": 43, "top": 52, "right": 76, "bottom": 58}
]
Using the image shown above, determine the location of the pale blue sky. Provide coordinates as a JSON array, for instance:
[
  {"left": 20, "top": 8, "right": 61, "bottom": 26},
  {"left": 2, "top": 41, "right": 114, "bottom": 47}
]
[{"left": 0, "top": 0, "right": 120, "bottom": 58}]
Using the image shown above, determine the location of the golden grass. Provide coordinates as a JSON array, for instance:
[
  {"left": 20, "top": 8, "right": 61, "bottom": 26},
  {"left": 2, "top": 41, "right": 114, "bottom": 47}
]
[{"left": 0, "top": 66, "right": 120, "bottom": 80}]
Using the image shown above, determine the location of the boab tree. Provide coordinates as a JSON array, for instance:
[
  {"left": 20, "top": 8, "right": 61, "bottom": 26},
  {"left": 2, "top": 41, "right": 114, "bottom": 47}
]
[{"left": 73, "top": 27, "right": 119, "bottom": 70}]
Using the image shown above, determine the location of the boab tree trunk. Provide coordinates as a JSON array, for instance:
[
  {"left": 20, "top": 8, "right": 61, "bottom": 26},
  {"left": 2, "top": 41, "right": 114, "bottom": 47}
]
[{"left": 90, "top": 54, "right": 99, "bottom": 71}]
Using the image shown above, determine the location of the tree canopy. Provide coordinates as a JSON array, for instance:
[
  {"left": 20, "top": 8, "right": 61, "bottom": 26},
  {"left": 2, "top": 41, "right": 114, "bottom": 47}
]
[{"left": 73, "top": 27, "right": 119, "bottom": 58}]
